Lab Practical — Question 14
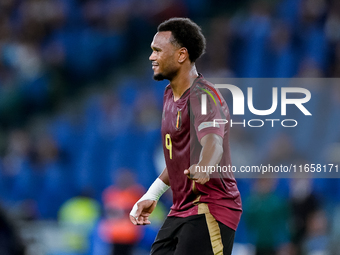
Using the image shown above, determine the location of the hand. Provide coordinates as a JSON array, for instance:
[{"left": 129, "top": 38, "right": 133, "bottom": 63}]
[
  {"left": 129, "top": 200, "right": 157, "bottom": 225},
  {"left": 184, "top": 164, "right": 210, "bottom": 185}
]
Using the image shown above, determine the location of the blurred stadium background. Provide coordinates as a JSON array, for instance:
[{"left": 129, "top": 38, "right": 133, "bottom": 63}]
[{"left": 0, "top": 0, "right": 340, "bottom": 254}]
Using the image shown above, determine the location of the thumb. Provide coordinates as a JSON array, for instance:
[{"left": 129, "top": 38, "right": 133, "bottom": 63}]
[
  {"left": 184, "top": 169, "right": 190, "bottom": 175},
  {"left": 134, "top": 201, "right": 144, "bottom": 218},
  {"left": 130, "top": 202, "right": 139, "bottom": 218}
]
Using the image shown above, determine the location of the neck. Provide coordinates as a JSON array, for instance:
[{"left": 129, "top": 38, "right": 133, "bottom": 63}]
[{"left": 170, "top": 64, "right": 199, "bottom": 101}]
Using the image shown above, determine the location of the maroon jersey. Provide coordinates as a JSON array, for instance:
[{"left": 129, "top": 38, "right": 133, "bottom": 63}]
[{"left": 161, "top": 74, "right": 242, "bottom": 231}]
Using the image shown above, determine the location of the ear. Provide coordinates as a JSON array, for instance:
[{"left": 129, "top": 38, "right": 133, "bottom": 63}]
[{"left": 178, "top": 47, "right": 188, "bottom": 63}]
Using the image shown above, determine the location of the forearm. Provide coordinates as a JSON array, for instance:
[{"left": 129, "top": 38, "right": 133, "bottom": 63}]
[
  {"left": 133, "top": 167, "right": 170, "bottom": 204},
  {"left": 130, "top": 170, "right": 170, "bottom": 218},
  {"left": 159, "top": 167, "right": 170, "bottom": 186},
  {"left": 198, "top": 134, "right": 223, "bottom": 167}
]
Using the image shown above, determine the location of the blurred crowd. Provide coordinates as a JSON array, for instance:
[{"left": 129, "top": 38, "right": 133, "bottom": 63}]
[{"left": 0, "top": 0, "right": 340, "bottom": 254}]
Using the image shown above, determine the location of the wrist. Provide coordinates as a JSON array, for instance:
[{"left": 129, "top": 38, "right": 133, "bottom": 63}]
[
  {"left": 130, "top": 178, "right": 169, "bottom": 217},
  {"left": 143, "top": 178, "right": 170, "bottom": 201}
]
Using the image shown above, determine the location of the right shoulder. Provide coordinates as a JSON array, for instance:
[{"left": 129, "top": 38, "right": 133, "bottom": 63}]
[
  {"left": 163, "top": 84, "right": 172, "bottom": 97},
  {"left": 164, "top": 84, "right": 171, "bottom": 92}
]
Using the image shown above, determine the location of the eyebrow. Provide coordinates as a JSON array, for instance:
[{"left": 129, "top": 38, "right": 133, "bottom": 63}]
[{"left": 151, "top": 45, "right": 162, "bottom": 51}]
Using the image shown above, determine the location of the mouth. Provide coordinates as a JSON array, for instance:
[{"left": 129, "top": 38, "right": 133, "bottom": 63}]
[{"left": 152, "top": 62, "right": 159, "bottom": 70}]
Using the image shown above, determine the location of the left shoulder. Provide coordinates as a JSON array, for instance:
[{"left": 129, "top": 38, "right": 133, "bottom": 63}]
[{"left": 191, "top": 74, "right": 218, "bottom": 95}]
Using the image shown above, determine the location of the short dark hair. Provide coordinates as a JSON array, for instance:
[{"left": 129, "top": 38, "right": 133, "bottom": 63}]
[{"left": 157, "top": 17, "right": 206, "bottom": 63}]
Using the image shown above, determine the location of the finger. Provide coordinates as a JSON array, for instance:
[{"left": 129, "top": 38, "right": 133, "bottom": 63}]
[
  {"left": 137, "top": 215, "right": 151, "bottom": 225},
  {"left": 195, "top": 178, "right": 209, "bottom": 185},
  {"left": 129, "top": 215, "right": 138, "bottom": 225},
  {"left": 184, "top": 169, "right": 196, "bottom": 180},
  {"left": 136, "top": 215, "right": 144, "bottom": 225},
  {"left": 134, "top": 203, "right": 143, "bottom": 219},
  {"left": 130, "top": 203, "right": 139, "bottom": 219},
  {"left": 142, "top": 216, "right": 151, "bottom": 225},
  {"left": 201, "top": 178, "right": 207, "bottom": 184},
  {"left": 190, "top": 174, "right": 198, "bottom": 180}
]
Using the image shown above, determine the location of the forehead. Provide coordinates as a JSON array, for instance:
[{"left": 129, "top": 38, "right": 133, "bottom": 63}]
[{"left": 151, "top": 31, "right": 173, "bottom": 49}]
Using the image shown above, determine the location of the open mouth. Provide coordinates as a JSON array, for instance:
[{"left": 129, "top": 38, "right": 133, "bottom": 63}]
[{"left": 152, "top": 63, "right": 159, "bottom": 70}]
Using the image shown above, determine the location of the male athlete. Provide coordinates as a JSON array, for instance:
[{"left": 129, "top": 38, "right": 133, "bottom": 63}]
[{"left": 130, "top": 18, "right": 242, "bottom": 255}]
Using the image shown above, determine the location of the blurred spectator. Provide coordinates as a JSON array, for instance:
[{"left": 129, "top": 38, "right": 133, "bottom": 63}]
[
  {"left": 330, "top": 205, "right": 340, "bottom": 254},
  {"left": 200, "top": 16, "right": 234, "bottom": 77},
  {"left": 99, "top": 169, "right": 144, "bottom": 255},
  {"left": 262, "top": 133, "right": 302, "bottom": 167},
  {"left": 58, "top": 189, "right": 101, "bottom": 255},
  {"left": 302, "top": 210, "right": 330, "bottom": 255},
  {"left": 30, "top": 132, "right": 73, "bottom": 219},
  {"left": 300, "top": 0, "right": 328, "bottom": 26},
  {"left": 289, "top": 178, "right": 320, "bottom": 253},
  {"left": 243, "top": 178, "right": 290, "bottom": 255},
  {"left": 330, "top": 42, "right": 340, "bottom": 77},
  {"left": 2, "top": 130, "right": 31, "bottom": 177},
  {"left": 324, "top": 1, "right": 340, "bottom": 43},
  {"left": 0, "top": 205, "right": 25, "bottom": 255},
  {"left": 2, "top": 130, "right": 34, "bottom": 204}
]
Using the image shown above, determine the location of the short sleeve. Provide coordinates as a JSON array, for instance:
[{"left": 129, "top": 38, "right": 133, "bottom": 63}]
[{"left": 190, "top": 85, "right": 227, "bottom": 142}]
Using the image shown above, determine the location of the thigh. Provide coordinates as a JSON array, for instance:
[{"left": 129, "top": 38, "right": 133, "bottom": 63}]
[
  {"left": 218, "top": 221, "right": 236, "bottom": 255},
  {"left": 174, "top": 214, "right": 214, "bottom": 255},
  {"left": 151, "top": 217, "right": 181, "bottom": 255},
  {"left": 151, "top": 215, "right": 210, "bottom": 255},
  {"left": 151, "top": 214, "right": 236, "bottom": 255},
  {"left": 113, "top": 244, "right": 134, "bottom": 255},
  {"left": 175, "top": 214, "right": 236, "bottom": 255}
]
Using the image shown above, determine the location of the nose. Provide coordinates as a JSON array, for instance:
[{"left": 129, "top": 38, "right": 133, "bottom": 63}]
[{"left": 149, "top": 51, "right": 156, "bottom": 61}]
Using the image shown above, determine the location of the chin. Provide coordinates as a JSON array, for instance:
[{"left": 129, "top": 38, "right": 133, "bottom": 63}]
[{"left": 153, "top": 73, "right": 166, "bottom": 81}]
